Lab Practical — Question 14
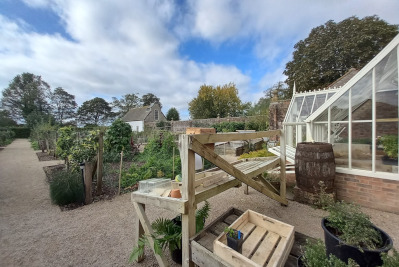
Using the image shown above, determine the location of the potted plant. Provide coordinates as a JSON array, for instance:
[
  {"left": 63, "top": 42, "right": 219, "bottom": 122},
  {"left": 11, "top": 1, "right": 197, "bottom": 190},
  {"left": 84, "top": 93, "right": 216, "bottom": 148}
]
[
  {"left": 299, "top": 239, "right": 399, "bottom": 267},
  {"left": 129, "top": 201, "right": 210, "bottom": 264},
  {"left": 319, "top": 187, "right": 393, "bottom": 266},
  {"left": 379, "top": 135, "right": 398, "bottom": 166},
  {"left": 224, "top": 227, "right": 244, "bottom": 253}
]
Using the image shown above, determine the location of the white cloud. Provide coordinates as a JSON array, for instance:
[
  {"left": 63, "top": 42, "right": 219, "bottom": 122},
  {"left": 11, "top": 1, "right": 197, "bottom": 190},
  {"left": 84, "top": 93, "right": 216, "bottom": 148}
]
[{"left": 1, "top": 0, "right": 399, "bottom": 120}]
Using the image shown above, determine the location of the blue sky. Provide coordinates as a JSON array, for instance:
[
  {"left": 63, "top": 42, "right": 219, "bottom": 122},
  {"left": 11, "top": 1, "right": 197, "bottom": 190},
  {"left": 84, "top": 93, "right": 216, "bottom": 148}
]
[{"left": 1, "top": 0, "right": 399, "bottom": 120}]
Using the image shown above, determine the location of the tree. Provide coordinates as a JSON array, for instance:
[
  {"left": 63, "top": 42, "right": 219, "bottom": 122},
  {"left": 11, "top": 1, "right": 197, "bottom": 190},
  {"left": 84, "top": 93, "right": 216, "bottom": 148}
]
[
  {"left": 284, "top": 16, "right": 398, "bottom": 93},
  {"left": 0, "top": 110, "right": 18, "bottom": 127},
  {"left": 141, "top": 93, "right": 161, "bottom": 108},
  {"left": 166, "top": 107, "right": 180, "bottom": 121},
  {"left": 51, "top": 87, "right": 77, "bottom": 125},
  {"left": 112, "top": 93, "right": 141, "bottom": 118},
  {"left": 1, "top": 73, "right": 51, "bottom": 122},
  {"left": 188, "top": 83, "right": 247, "bottom": 119},
  {"left": 77, "top": 97, "right": 112, "bottom": 126}
]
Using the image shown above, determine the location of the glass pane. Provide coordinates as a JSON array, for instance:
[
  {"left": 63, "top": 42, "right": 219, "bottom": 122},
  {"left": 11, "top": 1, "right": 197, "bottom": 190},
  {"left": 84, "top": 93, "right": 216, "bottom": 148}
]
[
  {"left": 299, "top": 95, "right": 315, "bottom": 121},
  {"left": 331, "top": 91, "right": 349, "bottom": 121},
  {"left": 376, "top": 122, "right": 398, "bottom": 173},
  {"left": 287, "top": 96, "right": 304, "bottom": 122},
  {"left": 327, "top": 92, "right": 335, "bottom": 99},
  {"left": 376, "top": 47, "right": 398, "bottom": 120},
  {"left": 313, "top": 123, "right": 328, "bottom": 142},
  {"left": 314, "top": 108, "right": 328, "bottom": 122},
  {"left": 351, "top": 122, "right": 372, "bottom": 171},
  {"left": 312, "top": 93, "right": 327, "bottom": 113},
  {"left": 351, "top": 71, "right": 372, "bottom": 120},
  {"left": 332, "top": 122, "right": 349, "bottom": 168}
]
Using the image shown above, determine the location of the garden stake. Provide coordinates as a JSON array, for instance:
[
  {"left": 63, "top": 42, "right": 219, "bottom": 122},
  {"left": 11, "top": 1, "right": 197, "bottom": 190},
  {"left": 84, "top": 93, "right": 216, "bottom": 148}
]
[
  {"left": 172, "top": 147, "right": 175, "bottom": 179},
  {"left": 118, "top": 149, "right": 123, "bottom": 195}
]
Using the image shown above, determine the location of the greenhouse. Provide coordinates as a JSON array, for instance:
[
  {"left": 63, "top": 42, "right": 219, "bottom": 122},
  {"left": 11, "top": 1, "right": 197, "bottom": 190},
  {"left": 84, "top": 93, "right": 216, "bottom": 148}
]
[{"left": 284, "top": 34, "right": 398, "bottom": 183}]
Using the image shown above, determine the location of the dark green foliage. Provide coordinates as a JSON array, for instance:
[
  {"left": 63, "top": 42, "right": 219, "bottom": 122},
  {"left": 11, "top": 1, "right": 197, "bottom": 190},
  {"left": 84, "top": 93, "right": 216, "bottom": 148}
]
[
  {"left": 212, "top": 122, "right": 245, "bottom": 132},
  {"left": 166, "top": 107, "right": 180, "bottom": 121},
  {"left": 129, "top": 201, "right": 210, "bottom": 262},
  {"left": 381, "top": 249, "right": 399, "bottom": 267},
  {"left": 49, "top": 170, "right": 84, "bottom": 205},
  {"left": 121, "top": 131, "right": 180, "bottom": 188},
  {"left": 156, "top": 120, "right": 170, "bottom": 130},
  {"left": 0, "top": 110, "right": 17, "bottom": 127},
  {"left": 25, "top": 110, "right": 56, "bottom": 129},
  {"left": 9, "top": 127, "right": 31, "bottom": 138},
  {"left": 285, "top": 16, "right": 398, "bottom": 92},
  {"left": 301, "top": 239, "right": 357, "bottom": 267},
  {"left": 245, "top": 116, "right": 268, "bottom": 131},
  {"left": 30, "top": 140, "right": 39, "bottom": 150},
  {"left": 1, "top": 72, "right": 51, "bottom": 122},
  {"left": 77, "top": 97, "right": 113, "bottom": 126},
  {"left": 0, "top": 129, "right": 15, "bottom": 146},
  {"left": 51, "top": 87, "right": 77, "bottom": 125},
  {"left": 105, "top": 119, "right": 132, "bottom": 153},
  {"left": 141, "top": 93, "right": 161, "bottom": 108},
  {"left": 112, "top": 93, "right": 141, "bottom": 118},
  {"left": 380, "top": 135, "right": 398, "bottom": 159}
]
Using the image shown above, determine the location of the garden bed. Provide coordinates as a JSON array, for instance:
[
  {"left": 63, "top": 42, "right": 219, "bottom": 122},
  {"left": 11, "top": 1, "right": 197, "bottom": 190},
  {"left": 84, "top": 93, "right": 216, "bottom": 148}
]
[{"left": 36, "top": 152, "right": 57, "bottom": 161}]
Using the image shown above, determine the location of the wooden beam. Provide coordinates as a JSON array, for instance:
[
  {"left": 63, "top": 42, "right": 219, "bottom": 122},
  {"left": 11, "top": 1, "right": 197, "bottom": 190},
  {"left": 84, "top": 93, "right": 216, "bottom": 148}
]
[
  {"left": 280, "top": 129, "right": 287, "bottom": 202},
  {"left": 241, "top": 158, "right": 280, "bottom": 177},
  {"left": 191, "top": 137, "right": 288, "bottom": 205},
  {"left": 136, "top": 204, "right": 145, "bottom": 262},
  {"left": 192, "top": 130, "right": 281, "bottom": 144},
  {"left": 191, "top": 241, "right": 234, "bottom": 267},
  {"left": 132, "top": 202, "right": 168, "bottom": 267},
  {"left": 179, "top": 135, "right": 196, "bottom": 267},
  {"left": 195, "top": 178, "right": 241, "bottom": 204},
  {"left": 131, "top": 192, "right": 188, "bottom": 214}
]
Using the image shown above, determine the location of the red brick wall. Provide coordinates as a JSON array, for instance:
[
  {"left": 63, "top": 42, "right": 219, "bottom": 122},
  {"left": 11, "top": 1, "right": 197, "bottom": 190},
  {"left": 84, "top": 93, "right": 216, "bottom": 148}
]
[{"left": 335, "top": 173, "right": 399, "bottom": 214}]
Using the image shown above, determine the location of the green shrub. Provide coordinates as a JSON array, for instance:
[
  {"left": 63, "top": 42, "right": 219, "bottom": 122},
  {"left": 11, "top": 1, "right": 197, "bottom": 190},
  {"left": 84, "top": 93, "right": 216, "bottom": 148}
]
[
  {"left": 380, "top": 135, "right": 398, "bottom": 159},
  {"left": 0, "top": 129, "right": 15, "bottom": 146},
  {"left": 49, "top": 170, "right": 84, "bottom": 205},
  {"left": 245, "top": 116, "right": 268, "bottom": 131},
  {"left": 212, "top": 122, "right": 245, "bottom": 132},
  {"left": 382, "top": 249, "right": 399, "bottom": 267},
  {"left": 10, "top": 127, "right": 30, "bottom": 138},
  {"left": 121, "top": 131, "right": 181, "bottom": 188},
  {"left": 31, "top": 140, "right": 39, "bottom": 150},
  {"left": 105, "top": 119, "right": 132, "bottom": 154}
]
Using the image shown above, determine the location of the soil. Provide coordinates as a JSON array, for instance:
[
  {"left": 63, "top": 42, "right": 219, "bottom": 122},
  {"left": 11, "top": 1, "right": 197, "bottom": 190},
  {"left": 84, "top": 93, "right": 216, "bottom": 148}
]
[
  {"left": 1, "top": 139, "right": 399, "bottom": 267},
  {"left": 36, "top": 152, "right": 58, "bottom": 161}
]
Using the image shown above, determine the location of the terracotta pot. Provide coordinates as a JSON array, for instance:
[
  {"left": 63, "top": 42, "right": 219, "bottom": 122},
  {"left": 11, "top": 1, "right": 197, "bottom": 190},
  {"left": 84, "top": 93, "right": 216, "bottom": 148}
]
[{"left": 170, "top": 189, "right": 181, "bottom": 198}]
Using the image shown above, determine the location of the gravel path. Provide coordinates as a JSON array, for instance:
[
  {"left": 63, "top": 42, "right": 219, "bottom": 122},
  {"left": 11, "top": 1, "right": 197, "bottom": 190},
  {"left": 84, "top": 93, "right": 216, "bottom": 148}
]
[{"left": 0, "top": 139, "right": 398, "bottom": 266}]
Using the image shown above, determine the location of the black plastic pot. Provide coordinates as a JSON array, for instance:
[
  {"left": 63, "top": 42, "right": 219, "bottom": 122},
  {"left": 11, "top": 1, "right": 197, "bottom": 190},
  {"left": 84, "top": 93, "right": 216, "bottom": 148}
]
[
  {"left": 170, "top": 248, "right": 182, "bottom": 264},
  {"left": 382, "top": 156, "right": 398, "bottom": 166},
  {"left": 227, "top": 234, "right": 244, "bottom": 253},
  {"left": 322, "top": 218, "right": 393, "bottom": 267},
  {"left": 297, "top": 255, "right": 305, "bottom": 267}
]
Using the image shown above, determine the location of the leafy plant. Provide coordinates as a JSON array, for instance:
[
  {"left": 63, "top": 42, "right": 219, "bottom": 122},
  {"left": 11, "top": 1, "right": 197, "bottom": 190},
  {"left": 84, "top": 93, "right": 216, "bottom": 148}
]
[
  {"left": 56, "top": 126, "right": 76, "bottom": 169},
  {"left": 105, "top": 119, "right": 132, "bottom": 154},
  {"left": 129, "top": 201, "right": 210, "bottom": 262},
  {"left": 69, "top": 130, "right": 99, "bottom": 164},
  {"left": 30, "top": 139, "right": 39, "bottom": 150},
  {"left": 49, "top": 169, "right": 84, "bottom": 205},
  {"left": 0, "top": 129, "right": 15, "bottom": 146},
  {"left": 379, "top": 135, "right": 398, "bottom": 159},
  {"left": 381, "top": 249, "right": 399, "bottom": 267},
  {"left": 224, "top": 227, "right": 241, "bottom": 239},
  {"left": 301, "top": 239, "right": 357, "bottom": 267},
  {"left": 318, "top": 183, "right": 382, "bottom": 250}
]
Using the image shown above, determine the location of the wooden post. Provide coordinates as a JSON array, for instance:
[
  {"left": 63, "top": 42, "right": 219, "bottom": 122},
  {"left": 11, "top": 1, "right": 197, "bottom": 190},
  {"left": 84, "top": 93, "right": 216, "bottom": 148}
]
[
  {"left": 118, "top": 150, "right": 123, "bottom": 195},
  {"left": 179, "top": 134, "right": 196, "bottom": 267},
  {"left": 172, "top": 146, "right": 175, "bottom": 179},
  {"left": 84, "top": 161, "right": 94, "bottom": 204},
  {"left": 97, "top": 131, "right": 104, "bottom": 195},
  {"left": 280, "top": 129, "right": 287, "bottom": 203},
  {"left": 136, "top": 203, "right": 146, "bottom": 262}
]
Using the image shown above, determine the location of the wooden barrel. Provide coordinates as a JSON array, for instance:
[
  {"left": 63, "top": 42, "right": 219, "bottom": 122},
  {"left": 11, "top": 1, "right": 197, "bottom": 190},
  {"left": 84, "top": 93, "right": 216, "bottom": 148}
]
[{"left": 295, "top": 142, "right": 335, "bottom": 193}]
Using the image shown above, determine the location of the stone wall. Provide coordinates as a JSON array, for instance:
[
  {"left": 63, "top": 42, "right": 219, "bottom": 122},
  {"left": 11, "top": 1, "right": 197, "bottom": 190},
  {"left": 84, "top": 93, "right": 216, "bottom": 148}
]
[
  {"left": 145, "top": 115, "right": 268, "bottom": 133},
  {"left": 268, "top": 100, "right": 290, "bottom": 141}
]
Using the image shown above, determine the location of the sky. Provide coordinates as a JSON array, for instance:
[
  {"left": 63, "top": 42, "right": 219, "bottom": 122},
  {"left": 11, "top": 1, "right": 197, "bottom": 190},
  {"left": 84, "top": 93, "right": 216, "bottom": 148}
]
[{"left": 1, "top": 0, "right": 399, "bottom": 120}]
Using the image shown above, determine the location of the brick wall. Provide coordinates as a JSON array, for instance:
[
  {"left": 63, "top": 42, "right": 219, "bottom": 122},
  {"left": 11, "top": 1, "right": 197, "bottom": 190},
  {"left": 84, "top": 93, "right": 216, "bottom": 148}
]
[{"left": 335, "top": 173, "right": 399, "bottom": 214}]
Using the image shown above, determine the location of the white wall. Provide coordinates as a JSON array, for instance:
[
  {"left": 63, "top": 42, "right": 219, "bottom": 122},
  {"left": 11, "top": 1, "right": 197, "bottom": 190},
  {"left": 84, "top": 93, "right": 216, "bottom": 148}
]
[{"left": 128, "top": 121, "right": 144, "bottom": 132}]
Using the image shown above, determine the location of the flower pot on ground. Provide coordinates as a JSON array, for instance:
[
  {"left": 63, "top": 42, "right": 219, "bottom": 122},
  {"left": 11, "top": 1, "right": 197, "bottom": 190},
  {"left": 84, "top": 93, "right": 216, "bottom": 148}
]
[
  {"left": 319, "top": 187, "right": 393, "bottom": 267},
  {"left": 224, "top": 227, "right": 244, "bottom": 253}
]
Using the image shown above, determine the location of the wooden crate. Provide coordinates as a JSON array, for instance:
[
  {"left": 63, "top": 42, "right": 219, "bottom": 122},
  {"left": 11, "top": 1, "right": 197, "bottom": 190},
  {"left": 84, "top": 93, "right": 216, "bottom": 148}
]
[{"left": 213, "top": 210, "right": 294, "bottom": 267}]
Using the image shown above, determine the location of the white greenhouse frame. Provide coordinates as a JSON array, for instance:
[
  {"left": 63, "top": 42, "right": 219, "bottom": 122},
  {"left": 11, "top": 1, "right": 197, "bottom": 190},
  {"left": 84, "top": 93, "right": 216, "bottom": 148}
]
[{"left": 283, "top": 34, "right": 399, "bottom": 180}]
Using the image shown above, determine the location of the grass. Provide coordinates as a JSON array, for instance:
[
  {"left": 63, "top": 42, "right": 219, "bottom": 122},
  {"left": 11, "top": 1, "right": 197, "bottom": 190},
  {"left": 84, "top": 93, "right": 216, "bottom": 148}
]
[{"left": 49, "top": 169, "right": 84, "bottom": 206}]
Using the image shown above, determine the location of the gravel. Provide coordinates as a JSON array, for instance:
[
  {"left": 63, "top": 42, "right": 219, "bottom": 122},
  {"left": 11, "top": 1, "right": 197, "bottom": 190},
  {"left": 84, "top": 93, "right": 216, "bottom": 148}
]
[{"left": 1, "top": 139, "right": 398, "bottom": 267}]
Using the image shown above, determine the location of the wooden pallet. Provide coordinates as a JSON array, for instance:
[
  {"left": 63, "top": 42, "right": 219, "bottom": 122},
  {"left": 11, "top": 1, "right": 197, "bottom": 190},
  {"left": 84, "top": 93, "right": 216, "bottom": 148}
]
[{"left": 191, "top": 208, "right": 310, "bottom": 267}]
